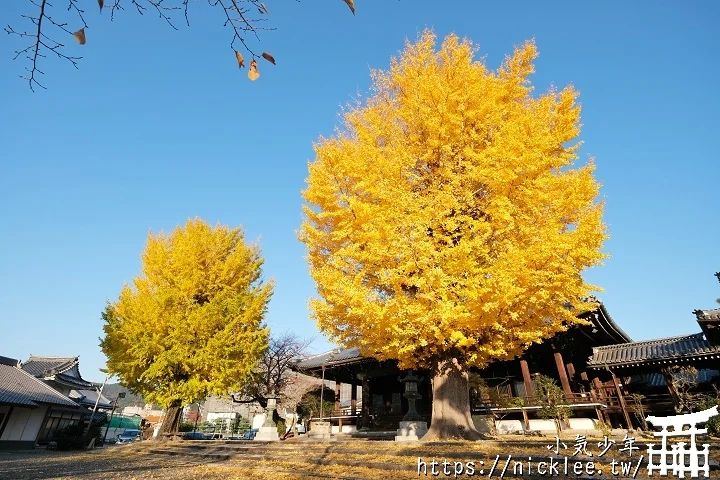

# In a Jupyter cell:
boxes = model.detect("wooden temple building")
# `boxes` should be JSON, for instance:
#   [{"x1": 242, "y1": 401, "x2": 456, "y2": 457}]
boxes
[{"x1": 292, "y1": 274, "x2": 720, "y2": 434}]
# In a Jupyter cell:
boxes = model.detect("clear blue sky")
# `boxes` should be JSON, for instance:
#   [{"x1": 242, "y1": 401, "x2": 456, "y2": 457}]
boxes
[{"x1": 1, "y1": 1, "x2": 718, "y2": 383}]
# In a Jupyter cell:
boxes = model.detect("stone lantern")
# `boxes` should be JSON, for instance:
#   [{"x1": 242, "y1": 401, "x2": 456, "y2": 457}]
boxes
[
  {"x1": 395, "y1": 370, "x2": 428, "y2": 441},
  {"x1": 254, "y1": 395, "x2": 280, "y2": 441}
]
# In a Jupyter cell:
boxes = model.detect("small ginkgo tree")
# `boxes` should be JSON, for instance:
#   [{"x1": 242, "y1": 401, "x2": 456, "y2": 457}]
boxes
[
  {"x1": 100, "y1": 218, "x2": 273, "y2": 436},
  {"x1": 300, "y1": 30, "x2": 607, "y2": 440}
]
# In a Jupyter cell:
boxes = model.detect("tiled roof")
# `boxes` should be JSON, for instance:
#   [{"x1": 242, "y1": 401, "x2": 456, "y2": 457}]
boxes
[
  {"x1": 588, "y1": 333, "x2": 720, "y2": 368},
  {"x1": 21, "y1": 356, "x2": 78, "y2": 377},
  {"x1": 53, "y1": 373, "x2": 95, "y2": 389},
  {"x1": 0, "y1": 356, "x2": 80, "y2": 408},
  {"x1": 69, "y1": 388, "x2": 113, "y2": 409},
  {"x1": 695, "y1": 308, "x2": 720, "y2": 322},
  {"x1": 293, "y1": 348, "x2": 368, "y2": 371}
]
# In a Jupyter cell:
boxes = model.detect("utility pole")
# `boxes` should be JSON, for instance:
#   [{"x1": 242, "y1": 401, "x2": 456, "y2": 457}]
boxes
[
  {"x1": 101, "y1": 392, "x2": 126, "y2": 445},
  {"x1": 84, "y1": 375, "x2": 109, "y2": 447}
]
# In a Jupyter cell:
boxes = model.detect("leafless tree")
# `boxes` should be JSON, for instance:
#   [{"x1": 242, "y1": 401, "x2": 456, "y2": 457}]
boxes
[
  {"x1": 230, "y1": 331, "x2": 312, "y2": 408},
  {"x1": 667, "y1": 366, "x2": 701, "y2": 413},
  {"x1": 5, "y1": 0, "x2": 355, "y2": 91}
]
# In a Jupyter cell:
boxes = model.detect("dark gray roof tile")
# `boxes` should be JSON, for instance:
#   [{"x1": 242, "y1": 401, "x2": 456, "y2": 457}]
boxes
[
  {"x1": 0, "y1": 359, "x2": 81, "y2": 408},
  {"x1": 293, "y1": 348, "x2": 367, "y2": 370},
  {"x1": 588, "y1": 333, "x2": 720, "y2": 368},
  {"x1": 21, "y1": 356, "x2": 78, "y2": 377}
]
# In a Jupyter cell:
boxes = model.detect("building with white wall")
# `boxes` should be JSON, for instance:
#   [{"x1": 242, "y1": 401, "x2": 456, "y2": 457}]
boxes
[{"x1": 0, "y1": 355, "x2": 81, "y2": 449}]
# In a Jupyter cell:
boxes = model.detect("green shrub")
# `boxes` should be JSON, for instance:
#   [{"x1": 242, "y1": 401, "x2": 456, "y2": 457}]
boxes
[
  {"x1": 178, "y1": 422, "x2": 195, "y2": 432},
  {"x1": 53, "y1": 423, "x2": 102, "y2": 450},
  {"x1": 700, "y1": 396, "x2": 720, "y2": 436},
  {"x1": 276, "y1": 419, "x2": 286, "y2": 436},
  {"x1": 594, "y1": 420, "x2": 612, "y2": 437}
]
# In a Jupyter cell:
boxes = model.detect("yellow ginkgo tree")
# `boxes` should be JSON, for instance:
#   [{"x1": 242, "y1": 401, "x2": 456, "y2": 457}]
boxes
[
  {"x1": 101, "y1": 218, "x2": 273, "y2": 436},
  {"x1": 299, "y1": 31, "x2": 607, "y2": 440}
]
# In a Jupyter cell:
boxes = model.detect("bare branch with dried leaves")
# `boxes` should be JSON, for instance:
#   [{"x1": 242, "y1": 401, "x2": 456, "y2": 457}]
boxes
[{"x1": 5, "y1": 0, "x2": 357, "y2": 90}]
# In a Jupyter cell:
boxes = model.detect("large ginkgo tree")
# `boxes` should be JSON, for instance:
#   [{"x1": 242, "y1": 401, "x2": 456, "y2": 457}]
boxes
[{"x1": 299, "y1": 31, "x2": 607, "y2": 440}]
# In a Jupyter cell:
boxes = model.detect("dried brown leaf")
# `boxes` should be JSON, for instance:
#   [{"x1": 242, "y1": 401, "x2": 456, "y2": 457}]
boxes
[
  {"x1": 343, "y1": 0, "x2": 355, "y2": 15},
  {"x1": 261, "y1": 52, "x2": 276, "y2": 65},
  {"x1": 98, "y1": 0, "x2": 104, "y2": 12},
  {"x1": 73, "y1": 28, "x2": 86, "y2": 45},
  {"x1": 248, "y1": 59, "x2": 260, "y2": 81},
  {"x1": 235, "y1": 51, "x2": 245, "y2": 68}
]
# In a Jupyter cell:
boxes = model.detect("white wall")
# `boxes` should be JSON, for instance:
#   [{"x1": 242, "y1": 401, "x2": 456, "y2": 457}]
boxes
[
  {"x1": 568, "y1": 418, "x2": 597, "y2": 430},
  {"x1": 207, "y1": 412, "x2": 238, "y2": 422},
  {"x1": 527, "y1": 419, "x2": 557, "y2": 431},
  {"x1": 330, "y1": 425, "x2": 356, "y2": 434},
  {"x1": 0, "y1": 406, "x2": 48, "y2": 442}
]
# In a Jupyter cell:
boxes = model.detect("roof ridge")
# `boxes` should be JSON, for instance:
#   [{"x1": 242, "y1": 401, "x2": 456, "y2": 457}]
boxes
[
  {"x1": 593, "y1": 332, "x2": 705, "y2": 350},
  {"x1": 27, "y1": 355, "x2": 78, "y2": 361}
]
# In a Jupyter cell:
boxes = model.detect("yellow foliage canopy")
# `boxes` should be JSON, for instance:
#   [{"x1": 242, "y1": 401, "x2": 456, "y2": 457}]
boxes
[
  {"x1": 101, "y1": 218, "x2": 273, "y2": 408},
  {"x1": 300, "y1": 31, "x2": 607, "y2": 370}
]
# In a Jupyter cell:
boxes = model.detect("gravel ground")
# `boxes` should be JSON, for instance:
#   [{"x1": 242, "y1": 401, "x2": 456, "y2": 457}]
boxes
[{"x1": 0, "y1": 446, "x2": 221, "y2": 480}]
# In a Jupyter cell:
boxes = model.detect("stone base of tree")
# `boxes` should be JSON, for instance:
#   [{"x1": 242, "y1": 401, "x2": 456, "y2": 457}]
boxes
[
  {"x1": 394, "y1": 421, "x2": 428, "y2": 441},
  {"x1": 253, "y1": 426, "x2": 280, "y2": 442}
]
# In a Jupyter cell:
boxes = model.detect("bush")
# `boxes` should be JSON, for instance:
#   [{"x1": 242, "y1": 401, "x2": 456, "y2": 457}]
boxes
[
  {"x1": 594, "y1": 420, "x2": 613, "y2": 438},
  {"x1": 53, "y1": 423, "x2": 102, "y2": 450},
  {"x1": 178, "y1": 422, "x2": 195, "y2": 432},
  {"x1": 276, "y1": 419, "x2": 286, "y2": 436},
  {"x1": 700, "y1": 396, "x2": 720, "y2": 436}
]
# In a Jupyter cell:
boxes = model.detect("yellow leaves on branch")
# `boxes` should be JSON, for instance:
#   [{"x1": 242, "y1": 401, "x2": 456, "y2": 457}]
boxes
[
  {"x1": 100, "y1": 218, "x2": 273, "y2": 408},
  {"x1": 300, "y1": 30, "x2": 607, "y2": 371}
]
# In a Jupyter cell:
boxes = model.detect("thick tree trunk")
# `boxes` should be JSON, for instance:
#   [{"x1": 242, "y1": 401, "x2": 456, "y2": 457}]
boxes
[
  {"x1": 156, "y1": 401, "x2": 183, "y2": 440},
  {"x1": 422, "y1": 358, "x2": 483, "y2": 441}
]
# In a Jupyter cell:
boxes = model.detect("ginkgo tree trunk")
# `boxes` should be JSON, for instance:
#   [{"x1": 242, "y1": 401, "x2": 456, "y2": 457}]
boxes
[{"x1": 299, "y1": 31, "x2": 607, "y2": 440}]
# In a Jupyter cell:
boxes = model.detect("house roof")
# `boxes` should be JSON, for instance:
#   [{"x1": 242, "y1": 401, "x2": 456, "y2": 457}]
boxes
[
  {"x1": 0, "y1": 356, "x2": 80, "y2": 408},
  {"x1": 588, "y1": 333, "x2": 720, "y2": 369},
  {"x1": 52, "y1": 373, "x2": 96, "y2": 389},
  {"x1": 69, "y1": 389, "x2": 114, "y2": 409},
  {"x1": 21, "y1": 356, "x2": 78, "y2": 377},
  {"x1": 293, "y1": 347, "x2": 369, "y2": 371},
  {"x1": 696, "y1": 308, "x2": 720, "y2": 322}
]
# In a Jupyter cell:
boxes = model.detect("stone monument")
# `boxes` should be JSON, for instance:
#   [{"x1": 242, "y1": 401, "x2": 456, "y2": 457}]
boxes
[
  {"x1": 395, "y1": 370, "x2": 428, "y2": 441},
  {"x1": 253, "y1": 396, "x2": 280, "y2": 441}
]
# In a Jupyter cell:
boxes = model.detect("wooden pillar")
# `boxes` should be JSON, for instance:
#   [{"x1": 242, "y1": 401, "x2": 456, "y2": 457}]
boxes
[
  {"x1": 553, "y1": 351, "x2": 573, "y2": 397},
  {"x1": 520, "y1": 359, "x2": 534, "y2": 400},
  {"x1": 566, "y1": 363, "x2": 576, "y2": 386},
  {"x1": 351, "y1": 383, "x2": 357, "y2": 417},
  {"x1": 335, "y1": 380, "x2": 341, "y2": 413},
  {"x1": 592, "y1": 377, "x2": 605, "y2": 398},
  {"x1": 521, "y1": 408, "x2": 529, "y2": 431},
  {"x1": 611, "y1": 374, "x2": 633, "y2": 429},
  {"x1": 661, "y1": 368, "x2": 681, "y2": 409},
  {"x1": 359, "y1": 374, "x2": 370, "y2": 430},
  {"x1": 594, "y1": 406, "x2": 605, "y2": 423}
]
